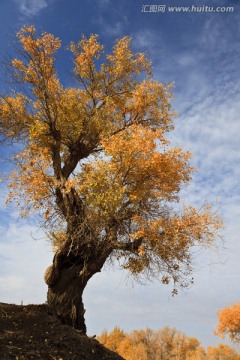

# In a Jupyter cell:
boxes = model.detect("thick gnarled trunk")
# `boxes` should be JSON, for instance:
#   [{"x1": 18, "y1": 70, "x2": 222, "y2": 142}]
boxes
[
  {"x1": 46, "y1": 264, "x2": 88, "y2": 333},
  {"x1": 44, "y1": 187, "x2": 114, "y2": 333},
  {"x1": 44, "y1": 245, "x2": 112, "y2": 334}
]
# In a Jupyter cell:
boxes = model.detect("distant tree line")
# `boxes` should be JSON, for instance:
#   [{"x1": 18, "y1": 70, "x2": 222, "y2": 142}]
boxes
[{"x1": 98, "y1": 326, "x2": 240, "y2": 360}]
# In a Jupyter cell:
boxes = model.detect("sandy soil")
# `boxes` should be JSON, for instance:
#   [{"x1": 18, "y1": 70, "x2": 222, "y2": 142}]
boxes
[{"x1": 0, "y1": 302, "x2": 124, "y2": 360}]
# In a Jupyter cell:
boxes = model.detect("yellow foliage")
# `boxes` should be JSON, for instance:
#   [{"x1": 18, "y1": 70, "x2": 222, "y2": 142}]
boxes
[
  {"x1": 215, "y1": 302, "x2": 240, "y2": 342},
  {"x1": 99, "y1": 327, "x2": 240, "y2": 360},
  {"x1": 0, "y1": 26, "x2": 223, "y2": 288},
  {"x1": 99, "y1": 327, "x2": 206, "y2": 360},
  {"x1": 207, "y1": 344, "x2": 240, "y2": 359}
]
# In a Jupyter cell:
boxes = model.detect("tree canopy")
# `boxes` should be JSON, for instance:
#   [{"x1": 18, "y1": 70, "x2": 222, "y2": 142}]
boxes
[{"x1": 215, "y1": 302, "x2": 240, "y2": 342}]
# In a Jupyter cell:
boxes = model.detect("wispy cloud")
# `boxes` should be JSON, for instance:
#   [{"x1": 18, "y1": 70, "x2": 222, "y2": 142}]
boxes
[
  {"x1": 98, "y1": 0, "x2": 110, "y2": 7},
  {"x1": 14, "y1": 0, "x2": 49, "y2": 18},
  {"x1": 132, "y1": 28, "x2": 168, "y2": 63},
  {"x1": 132, "y1": 28, "x2": 159, "y2": 50},
  {"x1": 104, "y1": 21, "x2": 125, "y2": 37},
  {"x1": 93, "y1": 16, "x2": 127, "y2": 38},
  {"x1": 0, "y1": 222, "x2": 52, "y2": 304}
]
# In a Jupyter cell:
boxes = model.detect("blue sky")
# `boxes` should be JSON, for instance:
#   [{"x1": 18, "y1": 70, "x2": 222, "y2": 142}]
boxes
[{"x1": 0, "y1": 0, "x2": 240, "y2": 350}]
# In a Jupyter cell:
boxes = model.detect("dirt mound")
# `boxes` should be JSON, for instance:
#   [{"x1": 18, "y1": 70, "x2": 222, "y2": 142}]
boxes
[{"x1": 0, "y1": 302, "x2": 124, "y2": 360}]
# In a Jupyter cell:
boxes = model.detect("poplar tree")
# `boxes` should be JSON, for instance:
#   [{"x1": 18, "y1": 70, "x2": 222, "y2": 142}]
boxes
[{"x1": 0, "y1": 26, "x2": 222, "y2": 333}]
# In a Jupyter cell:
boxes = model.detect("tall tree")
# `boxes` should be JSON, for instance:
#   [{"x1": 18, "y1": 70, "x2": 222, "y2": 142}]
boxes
[
  {"x1": 0, "y1": 26, "x2": 223, "y2": 333},
  {"x1": 215, "y1": 302, "x2": 240, "y2": 342}
]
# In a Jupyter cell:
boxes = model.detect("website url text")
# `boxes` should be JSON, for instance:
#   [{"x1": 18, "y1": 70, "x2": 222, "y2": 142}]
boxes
[{"x1": 141, "y1": 5, "x2": 235, "y2": 13}]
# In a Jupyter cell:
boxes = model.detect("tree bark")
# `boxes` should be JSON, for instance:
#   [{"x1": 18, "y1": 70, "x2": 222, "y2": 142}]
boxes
[
  {"x1": 46, "y1": 263, "x2": 88, "y2": 333},
  {"x1": 44, "y1": 244, "x2": 112, "y2": 334},
  {"x1": 44, "y1": 185, "x2": 114, "y2": 334}
]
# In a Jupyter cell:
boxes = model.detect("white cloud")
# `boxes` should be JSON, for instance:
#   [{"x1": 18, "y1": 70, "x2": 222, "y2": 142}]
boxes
[
  {"x1": 0, "y1": 222, "x2": 53, "y2": 304},
  {"x1": 98, "y1": 0, "x2": 110, "y2": 6},
  {"x1": 84, "y1": 245, "x2": 239, "y2": 348},
  {"x1": 104, "y1": 21, "x2": 125, "y2": 37},
  {"x1": 92, "y1": 12, "x2": 128, "y2": 38},
  {"x1": 132, "y1": 28, "x2": 159, "y2": 50},
  {"x1": 132, "y1": 28, "x2": 171, "y2": 69},
  {"x1": 14, "y1": 0, "x2": 49, "y2": 17}
]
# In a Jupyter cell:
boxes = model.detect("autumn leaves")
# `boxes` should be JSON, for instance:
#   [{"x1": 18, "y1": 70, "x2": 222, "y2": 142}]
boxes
[
  {"x1": 0, "y1": 26, "x2": 223, "y2": 295},
  {"x1": 216, "y1": 302, "x2": 240, "y2": 342}
]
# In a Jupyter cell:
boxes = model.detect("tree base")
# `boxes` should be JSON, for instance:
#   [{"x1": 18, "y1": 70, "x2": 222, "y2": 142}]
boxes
[{"x1": 46, "y1": 263, "x2": 87, "y2": 334}]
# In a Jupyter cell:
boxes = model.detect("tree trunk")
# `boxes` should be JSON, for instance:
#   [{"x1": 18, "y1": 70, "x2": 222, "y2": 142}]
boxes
[
  {"x1": 44, "y1": 246, "x2": 112, "y2": 334},
  {"x1": 46, "y1": 263, "x2": 88, "y2": 333}
]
